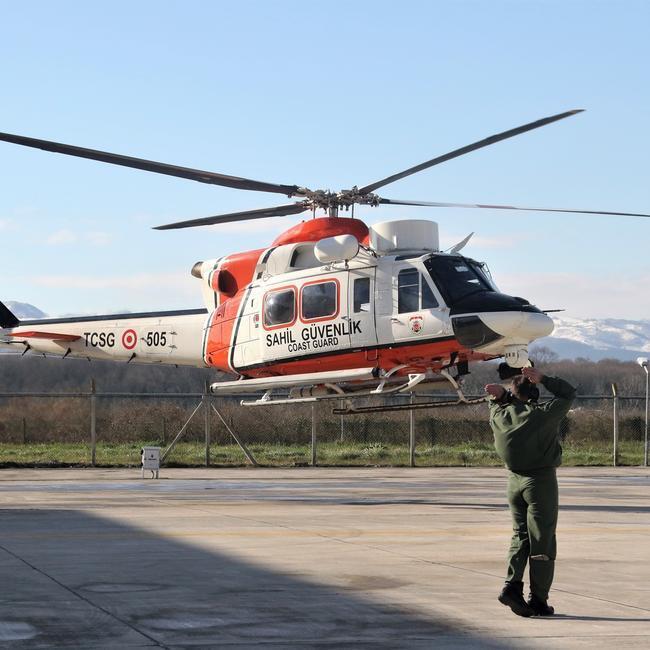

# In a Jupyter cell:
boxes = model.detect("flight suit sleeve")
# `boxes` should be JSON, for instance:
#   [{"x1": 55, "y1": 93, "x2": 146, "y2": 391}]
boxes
[
  {"x1": 488, "y1": 393, "x2": 512, "y2": 432},
  {"x1": 538, "y1": 376, "x2": 577, "y2": 420}
]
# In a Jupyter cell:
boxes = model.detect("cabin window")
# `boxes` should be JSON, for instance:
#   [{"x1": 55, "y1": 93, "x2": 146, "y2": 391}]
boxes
[
  {"x1": 301, "y1": 281, "x2": 338, "y2": 321},
  {"x1": 353, "y1": 277, "x2": 370, "y2": 313},
  {"x1": 398, "y1": 268, "x2": 439, "y2": 313},
  {"x1": 263, "y1": 288, "x2": 296, "y2": 327}
]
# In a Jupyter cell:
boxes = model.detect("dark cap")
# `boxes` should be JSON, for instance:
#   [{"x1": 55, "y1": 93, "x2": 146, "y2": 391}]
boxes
[{"x1": 511, "y1": 375, "x2": 540, "y2": 402}]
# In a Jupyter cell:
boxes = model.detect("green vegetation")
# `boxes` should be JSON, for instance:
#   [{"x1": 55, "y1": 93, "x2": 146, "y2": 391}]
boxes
[{"x1": 0, "y1": 439, "x2": 643, "y2": 468}]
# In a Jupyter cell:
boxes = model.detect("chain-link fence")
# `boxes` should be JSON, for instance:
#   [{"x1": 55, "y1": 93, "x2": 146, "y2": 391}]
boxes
[{"x1": 0, "y1": 386, "x2": 647, "y2": 467}]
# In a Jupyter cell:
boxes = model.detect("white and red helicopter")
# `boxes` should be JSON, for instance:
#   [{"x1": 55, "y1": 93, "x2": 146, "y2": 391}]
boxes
[{"x1": 1, "y1": 110, "x2": 648, "y2": 411}]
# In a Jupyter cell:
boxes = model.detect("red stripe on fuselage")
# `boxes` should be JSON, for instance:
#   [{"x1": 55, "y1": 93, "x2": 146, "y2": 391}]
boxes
[{"x1": 209, "y1": 336, "x2": 494, "y2": 378}]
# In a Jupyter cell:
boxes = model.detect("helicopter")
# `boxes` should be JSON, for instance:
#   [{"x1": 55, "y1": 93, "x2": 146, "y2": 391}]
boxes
[{"x1": 1, "y1": 109, "x2": 648, "y2": 412}]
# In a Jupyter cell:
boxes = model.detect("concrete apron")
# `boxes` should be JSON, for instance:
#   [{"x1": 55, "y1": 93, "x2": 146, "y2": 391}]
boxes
[{"x1": 0, "y1": 466, "x2": 648, "y2": 649}]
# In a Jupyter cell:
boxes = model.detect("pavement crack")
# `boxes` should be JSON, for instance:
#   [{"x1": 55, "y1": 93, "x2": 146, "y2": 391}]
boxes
[{"x1": 0, "y1": 542, "x2": 168, "y2": 648}]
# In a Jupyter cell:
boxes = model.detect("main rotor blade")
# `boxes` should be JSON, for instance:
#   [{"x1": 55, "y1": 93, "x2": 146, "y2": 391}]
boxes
[
  {"x1": 379, "y1": 197, "x2": 650, "y2": 218},
  {"x1": 0, "y1": 131, "x2": 305, "y2": 197},
  {"x1": 359, "y1": 109, "x2": 584, "y2": 194},
  {"x1": 153, "y1": 202, "x2": 309, "y2": 230}
]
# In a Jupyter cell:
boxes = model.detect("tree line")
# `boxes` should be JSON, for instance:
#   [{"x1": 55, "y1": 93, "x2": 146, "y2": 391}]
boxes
[{"x1": 0, "y1": 346, "x2": 646, "y2": 396}]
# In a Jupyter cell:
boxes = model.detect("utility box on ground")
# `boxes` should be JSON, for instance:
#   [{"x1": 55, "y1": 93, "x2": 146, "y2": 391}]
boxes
[{"x1": 141, "y1": 446, "x2": 161, "y2": 479}]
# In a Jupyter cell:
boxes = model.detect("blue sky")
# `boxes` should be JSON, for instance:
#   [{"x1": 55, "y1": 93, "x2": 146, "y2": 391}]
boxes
[{"x1": 1, "y1": 0, "x2": 648, "y2": 319}]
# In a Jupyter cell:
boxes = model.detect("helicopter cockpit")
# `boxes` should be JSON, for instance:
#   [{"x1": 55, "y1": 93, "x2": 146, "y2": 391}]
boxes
[
  {"x1": 424, "y1": 255, "x2": 496, "y2": 305},
  {"x1": 423, "y1": 253, "x2": 552, "y2": 367}
]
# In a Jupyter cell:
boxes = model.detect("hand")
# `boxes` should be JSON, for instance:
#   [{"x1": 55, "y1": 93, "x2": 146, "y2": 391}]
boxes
[
  {"x1": 522, "y1": 367, "x2": 544, "y2": 384},
  {"x1": 485, "y1": 384, "x2": 506, "y2": 399}
]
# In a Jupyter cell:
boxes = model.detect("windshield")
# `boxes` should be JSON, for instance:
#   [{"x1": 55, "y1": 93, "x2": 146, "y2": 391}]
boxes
[{"x1": 424, "y1": 255, "x2": 494, "y2": 305}]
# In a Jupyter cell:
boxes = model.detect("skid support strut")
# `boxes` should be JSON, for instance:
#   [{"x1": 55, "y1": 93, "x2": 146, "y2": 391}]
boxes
[{"x1": 333, "y1": 369, "x2": 487, "y2": 415}]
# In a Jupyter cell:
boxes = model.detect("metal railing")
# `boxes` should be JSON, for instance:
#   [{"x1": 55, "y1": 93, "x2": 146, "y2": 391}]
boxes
[{"x1": 0, "y1": 382, "x2": 648, "y2": 468}]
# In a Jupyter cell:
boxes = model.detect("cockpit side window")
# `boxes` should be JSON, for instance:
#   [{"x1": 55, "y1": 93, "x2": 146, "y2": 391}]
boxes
[
  {"x1": 424, "y1": 256, "x2": 494, "y2": 306},
  {"x1": 397, "y1": 268, "x2": 439, "y2": 313},
  {"x1": 398, "y1": 268, "x2": 420, "y2": 313},
  {"x1": 422, "y1": 277, "x2": 439, "y2": 308},
  {"x1": 353, "y1": 277, "x2": 371, "y2": 313}
]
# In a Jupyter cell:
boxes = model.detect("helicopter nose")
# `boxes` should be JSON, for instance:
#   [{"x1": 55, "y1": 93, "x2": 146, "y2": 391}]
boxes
[
  {"x1": 479, "y1": 310, "x2": 554, "y2": 340},
  {"x1": 450, "y1": 292, "x2": 554, "y2": 349}
]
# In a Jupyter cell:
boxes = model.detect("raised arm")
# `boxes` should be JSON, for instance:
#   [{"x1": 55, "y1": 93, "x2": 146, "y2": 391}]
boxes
[{"x1": 522, "y1": 367, "x2": 576, "y2": 419}]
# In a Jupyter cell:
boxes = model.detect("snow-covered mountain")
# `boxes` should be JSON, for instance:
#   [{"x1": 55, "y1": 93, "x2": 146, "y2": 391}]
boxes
[
  {"x1": 5, "y1": 301, "x2": 47, "y2": 319},
  {"x1": 534, "y1": 317, "x2": 650, "y2": 362}
]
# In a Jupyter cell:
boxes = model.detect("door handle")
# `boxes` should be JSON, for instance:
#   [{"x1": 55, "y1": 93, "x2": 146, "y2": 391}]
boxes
[{"x1": 391, "y1": 317, "x2": 402, "y2": 324}]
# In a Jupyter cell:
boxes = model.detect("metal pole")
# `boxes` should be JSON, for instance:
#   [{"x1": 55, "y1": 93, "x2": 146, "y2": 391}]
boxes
[
  {"x1": 612, "y1": 383, "x2": 618, "y2": 467},
  {"x1": 643, "y1": 364, "x2": 649, "y2": 467},
  {"x1": 162, "y1": 417, "x2": 167, "y2": 445},
  {"x1": 409, "y1": 393, "x2": 415, "y2": 468},
  {"x1": 90, "y1": 379, "x2": 97, "y2": 467},
  {"x1": 22, "y1": 417, "x2": 27, "y2": 445},
  {"x1": 311, "y1": 403, "x2": 317, "y2": 466},
  {"x1": 204, "y1": 382, "x2": 211, "y2": 467},
  {"x1": 211, "y1": 403, "x2": 258, "y2": 466},
  {"x1": 339, "y1": 399, "x2": 345, "y2": 443},
  {"x1": 161, "y1": 401, "x2": 204, "y2": 463}
]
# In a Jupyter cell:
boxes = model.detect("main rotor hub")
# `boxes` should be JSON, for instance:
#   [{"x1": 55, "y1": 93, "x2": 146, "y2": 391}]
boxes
[{"x1": 303, "y1": 187, "x2": 382, "y2": 216}]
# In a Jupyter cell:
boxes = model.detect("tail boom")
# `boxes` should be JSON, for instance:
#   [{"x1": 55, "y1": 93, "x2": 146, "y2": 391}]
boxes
[{"x1": 1, "y1": 307, "x2": 210, "y2": 366}]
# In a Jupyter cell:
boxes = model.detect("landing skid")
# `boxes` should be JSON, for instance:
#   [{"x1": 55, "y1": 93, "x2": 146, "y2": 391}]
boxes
[
  {"x1": 239, "y1": 366, "x2": 429, "y2": 407},
  {"x1": 239, "y1": 367, "x2": 485, "y2": 413}
]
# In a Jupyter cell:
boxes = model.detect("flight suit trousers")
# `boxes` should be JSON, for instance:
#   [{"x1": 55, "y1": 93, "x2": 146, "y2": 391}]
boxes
[{"x1": 505, "y1": 468, "x2": 558, "y2": 601}]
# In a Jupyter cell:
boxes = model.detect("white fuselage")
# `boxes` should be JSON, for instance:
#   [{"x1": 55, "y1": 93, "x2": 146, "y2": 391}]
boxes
[{"x1": 0, "y1": 249, "x2": 554, "y2": 372}]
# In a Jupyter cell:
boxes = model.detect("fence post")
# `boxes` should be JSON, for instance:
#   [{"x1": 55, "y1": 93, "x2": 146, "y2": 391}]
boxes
[
  {"x1": 90, "y1": 379, "x2": 97, "y2": 467},
  {"x1": 339, "y1": 399, "x2": 345, "y2": 442},
  {"x1": 409, "y1": 394, "x2": 415, "y2": 467},
  {"x1": 643, "y1": 362, "x2": 650, "y2": 467},
  {"x1": 311, "y1": 403, "x2": 317, "y2": 466},
  {"x1": 162, "y1": 417, "x2": 167, "y2": 445},
  {"x1": 611, "y1": 383, "x2": 618, "y2": 467},
  {"x1": 204, "y1": 382, "x2": 211, "y2": 467},
  {"x1": 22, "y1": 417, "x2": 27, "y2": 445}
]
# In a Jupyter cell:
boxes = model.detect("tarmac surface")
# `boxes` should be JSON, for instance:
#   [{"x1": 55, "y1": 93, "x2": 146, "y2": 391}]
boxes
[{"x1": 0, "y1": 466, "x2": 648, "y2": 649}]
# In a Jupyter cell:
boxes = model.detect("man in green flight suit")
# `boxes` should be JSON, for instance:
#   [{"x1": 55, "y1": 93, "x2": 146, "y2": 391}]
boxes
[{"x1": 485, "y1": 366, "x2": 576, "y2": 617}]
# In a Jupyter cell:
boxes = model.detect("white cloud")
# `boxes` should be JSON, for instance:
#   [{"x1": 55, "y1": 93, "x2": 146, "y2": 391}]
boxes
[
  {"x1": 46, "y1": 229, "x2": 77, "y2": 245},
  {"x1": 496, "y1": 271, "x2": 650, "y2": 320},
  {"x1": 15, "y1": 271, "x2": 201, "y2": 315},
  {"x1": 85, "y1": 231, "x2": 113, "y2": 246},
  {"x1": 45, "y1": 230, "x2": 114, "y2": 246},
  {"x1": 33, "y1": 272, "x2": 193, "y2": 291}
]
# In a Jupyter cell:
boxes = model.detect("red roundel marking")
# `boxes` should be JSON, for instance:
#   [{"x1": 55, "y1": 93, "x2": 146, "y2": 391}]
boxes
[{"x1": 122, "y1": 329, "x2": 137, "y2": 350}]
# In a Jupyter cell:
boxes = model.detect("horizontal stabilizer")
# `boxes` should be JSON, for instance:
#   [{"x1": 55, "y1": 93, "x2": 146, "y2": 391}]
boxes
[
  {"x1": 7, "y1": 331, "x2": 81, "y2": 342},
  {"x1": 0, "y1": 301, "x2": 19, "y2": 328},
  {"x1": 211, "y1": 367, "x2": 379, "y2": 394}
]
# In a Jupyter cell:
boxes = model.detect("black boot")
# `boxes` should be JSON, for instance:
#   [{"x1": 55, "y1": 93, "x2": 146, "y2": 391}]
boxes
[
  {"x1": 498, "y1": 581, "x2": 534, "y2": 617},
  {"x1": 527, "y1": 593, "x2": 555, "y2": 616}
]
